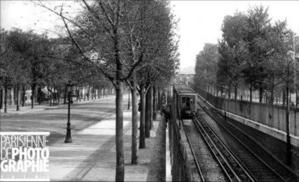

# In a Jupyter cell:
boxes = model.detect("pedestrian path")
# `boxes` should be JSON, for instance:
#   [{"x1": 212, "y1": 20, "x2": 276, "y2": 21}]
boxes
[
  {"x1": 0, "y1": 104, "x2": 54, "y2": 115},
  {"x1": 1, "y1": 94, "x2": 166, "y2": 181},
  {"x1": 49, "y1": 110, "x2": 166, "y2": 181},
  {"x1": 0, "y1": 96, "x2": 112, "y2": 116}
]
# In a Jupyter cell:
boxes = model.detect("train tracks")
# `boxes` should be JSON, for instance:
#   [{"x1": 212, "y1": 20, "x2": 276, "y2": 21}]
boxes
[
  {"x1": 196, "y1": 96, "x2": 299, "y2": 182},
  {"x1": 184, "y1": 125, "x2": 206, "y2": 182},
  {"x1": 192, "y1": 114, "x2": 256, "y2": 182}
]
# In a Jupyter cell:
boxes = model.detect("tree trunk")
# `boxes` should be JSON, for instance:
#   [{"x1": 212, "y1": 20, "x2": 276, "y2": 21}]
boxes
[
  {"x1": 270, "y1": 74, "x2": 275, "y2": 105},
  {"x1": 31, "y1": 83, "x2": 36, "y2": 109},
  {"x1": 234, "y1": 85, "x2": 237, "y2": 101},
  {"x1": 48, "y1": 87, "x2": 52, "y2": 106},
  {"x1": 87, "y1": 86, "x2": 90, "y2": 101},
  {"x1": 4, "y1": 81, "x2": 8, "y2": 113},
  {"x1": 0, "y1": 88, "x2": 3, "y2": 110},
  {"x1": 153, "y1": 86, "x2": 157, "y2": 120},
  {"x1": 283, "y1": 91, "x2": 286, "y2": 106},
  {"x1": 149, "y1": 87, "x2": 153, "y2": 130},
  {"x1": 21, "y1": 85, "x2": 25, "y2": 107},
  {"x1": 128, "y1": 90, "x2": 131, "y2": 110},
  {"x1": 139, "y1": 87, "x2": 146, "y2": 148},
  {"x1": 76, "y1": 89, "x2": 79, "y2": 101},
  {"x1": 249, "y1": 83, "x2": 253, "y2": 103},
  {"x1": 57, "y1": 91, "x2": 61, "y2": 105},
  {"x1": 64, "y1": 84, "x2": 67, "y2": 104},
  {"x1": 131, "y1": 74, "x2": 138, "y2": 164},
  {"x1": 37, "y1": 87, "x2": 42, "y2": 105},
  {"x1": 228, "y1": 85, "x2": 231, "y2": 99},
  {"x1": 145, "y1": 87, "x2": 151, "y2": 138},
  {"x1": 114, "y1": 28, "x2": 124, "y2": 182},
  {"x1": 259, "y1": 87, "x2": 263, "y2": 103},
  {"x1": 270, "y1": 86, "x2": 274, "y2": 105},
  {"x1": 115, "y1": 83, "x2": 124, "y2": 181},
  {"x1": 157, "y1": 88, "x2": 161, "y2": 110},
  {"x1": 16, "y1": 84, "x2": 20, "y2": 111}
]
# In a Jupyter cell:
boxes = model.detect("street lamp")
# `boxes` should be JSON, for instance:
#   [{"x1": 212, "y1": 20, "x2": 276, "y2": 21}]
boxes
[{"x1": 65, "y1": 80, "x2": 74, "y2": 143}]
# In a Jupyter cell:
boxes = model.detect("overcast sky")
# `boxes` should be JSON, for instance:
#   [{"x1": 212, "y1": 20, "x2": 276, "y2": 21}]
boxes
[{"x1": 1, "y1": 1, "x2": 299, "y2": 74}]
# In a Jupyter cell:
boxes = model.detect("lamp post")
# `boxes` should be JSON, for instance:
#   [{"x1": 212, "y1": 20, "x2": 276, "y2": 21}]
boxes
[
  {"x1": 128, "y1": 89, "x2": 131, "y2": 110},
  {"x1": 65, "y1": 80, "x2": 73, "y2": 143}
]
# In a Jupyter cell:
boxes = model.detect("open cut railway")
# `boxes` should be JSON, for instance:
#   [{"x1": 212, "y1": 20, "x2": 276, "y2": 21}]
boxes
[
  {"x1": 195, "y1": 95, "x2": 299, "y2": 182},
  {"x1": 193, "y1": 115, "x2": 256, "y2": 182},
  {"x1": 184, "y1": 113, "x2": 256, "y2": 181}
]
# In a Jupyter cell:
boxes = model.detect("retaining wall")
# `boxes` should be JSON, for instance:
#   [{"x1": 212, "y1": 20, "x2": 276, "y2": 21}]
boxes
[
  {"x1": 198, "y1": 89, "x2": 299, "y2": 147},
  {"x1": 167, "y1": 107, "x2": 202, "y2": 181}
]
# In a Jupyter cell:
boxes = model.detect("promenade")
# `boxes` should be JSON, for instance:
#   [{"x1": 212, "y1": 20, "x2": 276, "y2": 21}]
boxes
[{"x1": 0, "y1": 95, "x2": 166, "y2": 181}]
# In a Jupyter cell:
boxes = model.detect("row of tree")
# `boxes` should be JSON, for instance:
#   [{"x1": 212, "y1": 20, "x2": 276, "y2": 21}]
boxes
[
  {"x1": 37, "y1": 0, "x2": 178, "y2": 181},
  {"x1": 194, "y1": 6, "x2": 298, "y2": 106},
  {"x1": 0, "y1": 28, "x2": 112, "y2": 112}
]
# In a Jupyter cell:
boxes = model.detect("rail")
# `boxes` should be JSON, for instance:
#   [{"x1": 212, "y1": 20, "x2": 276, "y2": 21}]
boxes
[
  {"x1": 184, "y1": 127, "x2": 206, "y2": 182},
  {"x1": 193, "y1": 113, "x2": 255, "y2": 182},
  {"x1": 197, "y1": 94, "x2": 299, "y2": 182}
]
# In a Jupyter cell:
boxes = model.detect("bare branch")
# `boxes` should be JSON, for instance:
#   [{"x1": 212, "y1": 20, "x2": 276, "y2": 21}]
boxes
[
  {"x1": 36, "y1": 1, "x2": 92, "y2": 39},
  {"x1": 59, "y1": 8, "x2": 116, "y2": 86},
  {"x1": 98, "y1": 0, "x2": 115, "y2": 28},
  {"x1": 121, "y1": 51, "x2": 144, "y2": 81},
  {"x1": 81, "y1": 0, "x2": 113, "y2": 37}
]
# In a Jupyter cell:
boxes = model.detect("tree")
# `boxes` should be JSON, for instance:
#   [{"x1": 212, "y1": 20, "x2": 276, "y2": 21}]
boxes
[
  {"x1": 124, "y1": 0, "x2": 178, "y2": 161},
  {"x1": 6, "y1": 29, "x2": 54, "y2": 108},
  {"x1": 216, "y1": 6, "x2": 293, "y2": 103},
  {"x1": 217, "y1": 12, "x2": 249, "y2": 99},
  {"x1": 245, "y1": 7, "x2": 272, "y2": 102},
  {"x1": 194, "y1": 43, "x2": 219, "y2": 94},
  {"x1": 262, "y1": 21, "x2": 293, "y2": 104},
  {"x1": 1, "y1": 29, "x2": 32, "y2": 112}
]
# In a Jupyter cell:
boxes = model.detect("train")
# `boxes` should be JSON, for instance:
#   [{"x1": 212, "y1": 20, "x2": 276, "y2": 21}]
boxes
[{"x1": 173, "y1": 84, "x2": 198, "y2": 119}]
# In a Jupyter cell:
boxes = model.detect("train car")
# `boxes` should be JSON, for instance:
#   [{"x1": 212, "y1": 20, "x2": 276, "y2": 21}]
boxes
[{"x1": 174, "y1": 85, "x2": 197, "y2": 119}]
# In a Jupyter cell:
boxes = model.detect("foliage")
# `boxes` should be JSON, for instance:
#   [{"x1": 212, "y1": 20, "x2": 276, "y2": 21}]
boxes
[
  {"x1": 214, "y1": 6, "x2": 294, "y2": 101},
  {"x1": 194, "y1": 43, "x2": 218, "y2": 91}
]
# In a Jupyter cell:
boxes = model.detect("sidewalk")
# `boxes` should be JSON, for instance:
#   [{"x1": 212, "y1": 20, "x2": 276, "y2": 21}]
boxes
[
  {"x1": 0, "y1": 104, "x2": 56, "y2": 115},
  {"x1": 0, "y1": 96, "x2": 109, "y2": 116},
  {"x1": 49, "y1": 108, "x2": 165, "y2": 181},
  {"x1": 0, "y1": 94, "x2": 166, "y2": 181}
]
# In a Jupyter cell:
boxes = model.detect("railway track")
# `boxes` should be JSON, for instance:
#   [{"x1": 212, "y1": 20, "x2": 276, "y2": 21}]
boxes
[
  {"x1": 184, "y1": 124, "x2": 206, "y2": 182},
  {"x1": 197, "y1": 95, "x2": 299, "y2": 182},
  {"x1": 192, "y1": 114, "x2": 256, "y2": 182}
]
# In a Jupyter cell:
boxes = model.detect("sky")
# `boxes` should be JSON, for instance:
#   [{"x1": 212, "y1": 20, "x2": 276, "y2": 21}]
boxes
[
  {"x1": 170, "y1": 1, "x2": 299, "y2": 74},
  {"x1": 1, "y1": 1, "x2": 299, "y2": 74}
]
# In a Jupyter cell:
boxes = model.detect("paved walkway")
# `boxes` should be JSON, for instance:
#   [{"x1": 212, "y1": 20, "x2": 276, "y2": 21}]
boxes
[
  {"x1": 0, "y1": 96, "x2": 109, "y2": 115},
  {"x1": 0, "y1": 104, "x2": 56, "y2": 115},
  {"x1": 1, "y1": 94, "x2": 166, "y2": 181},
  {"x1": 50, "y1": 112, "x2": 165, "y2": 181}
]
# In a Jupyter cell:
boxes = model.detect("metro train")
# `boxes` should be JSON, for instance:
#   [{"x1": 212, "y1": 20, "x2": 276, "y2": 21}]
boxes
[{"x1": 173, "y1": 84, "x2": 198, "y2": 119}]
